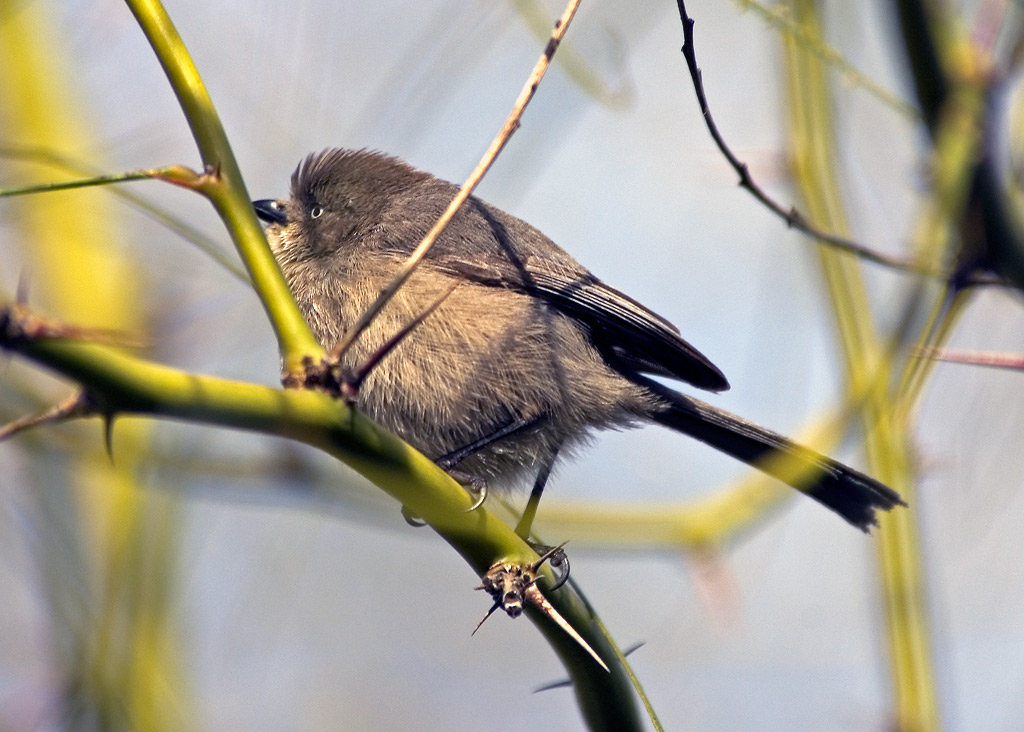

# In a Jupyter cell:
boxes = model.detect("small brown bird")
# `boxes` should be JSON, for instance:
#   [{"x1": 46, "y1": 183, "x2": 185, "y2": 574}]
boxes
[{"x1": 255, "y1": 148, "x2": 903, "y2": 536}]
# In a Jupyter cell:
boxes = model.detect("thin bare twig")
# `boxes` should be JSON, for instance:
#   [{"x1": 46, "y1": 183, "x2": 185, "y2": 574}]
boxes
[
  {"x1": 340, "y1": 277, "x2": 464, "y2": 401},
  {"x1": 0, "y1": 168, "x2": 155, "y2": 198},
  {"x1": 524, "y1": 584, "x2": 609, "y2": 672},
  {"x1": 0, "y1": 303, "x2": 149, "y2": 349},
  {"x1": 332, "y1": 0, "x2": 583, "y2": 360},
  {"x1": 0, "y1": 391, "x2": 95, "y2": 441},
  {"x1": 0, "y1": 145, "x2": 249, "y2": 282},
  {"x1": 675, "y1": 0, "x2": 924, "y2": 274},
  {"x1": 916, "y1": 346, "x2": 1024, "y2": 371}
]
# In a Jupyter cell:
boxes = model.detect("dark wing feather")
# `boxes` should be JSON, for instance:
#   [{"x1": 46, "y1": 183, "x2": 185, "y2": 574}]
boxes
[{"x1": 526, "y1": 271, "x2": 729, "y2": 392}]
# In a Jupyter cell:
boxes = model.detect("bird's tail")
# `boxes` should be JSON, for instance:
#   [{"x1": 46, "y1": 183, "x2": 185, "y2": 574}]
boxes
[{"x1": 641, "y1": 380, "x2": 905, "y2": 531}]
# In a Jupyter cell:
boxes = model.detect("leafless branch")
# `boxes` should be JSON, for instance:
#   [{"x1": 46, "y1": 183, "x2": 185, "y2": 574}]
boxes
[{"x1": 675, "y1": 0, "x2": 924, "y2": 274}]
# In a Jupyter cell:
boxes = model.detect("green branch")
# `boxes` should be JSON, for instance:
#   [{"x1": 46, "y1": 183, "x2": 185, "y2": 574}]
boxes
[
  {"x1": 782, "y1": 3, "x2": 942, "y2": 730},
  {"x1": 1, "y1": 313, "x2": 642, "y2": 730},
  {"x1": 123, "y1": 0, "x2": 321, "y2": 369}
]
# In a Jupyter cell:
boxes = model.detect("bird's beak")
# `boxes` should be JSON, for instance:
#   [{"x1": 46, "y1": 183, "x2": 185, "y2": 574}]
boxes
[{"x1": 253, "y1": 199, "x2": 288, "y2": 225}]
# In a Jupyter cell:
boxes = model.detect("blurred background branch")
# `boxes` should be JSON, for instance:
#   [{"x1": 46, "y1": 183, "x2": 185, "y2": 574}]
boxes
[{"x1": 3, "y1": 0, "x2": 1024, "y2": 731}]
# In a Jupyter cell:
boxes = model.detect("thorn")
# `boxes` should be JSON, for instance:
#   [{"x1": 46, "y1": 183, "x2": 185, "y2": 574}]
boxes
[
  {"x1": 533, "y1": 641, "x2": 644, "y2": 693},
  {"x1": 623, "y1": 641, "x2": 646, "y2": 657},
  {"x1": 523, "y1": 584, "x2": 608, "y2": 672},
  {"x1": 533, "y1": 678, "x2": 574, "y2": 694},
  {"x1": 102, "y1": 412, "x2": 116, "y2": 461},
  {"x1": 471, "y1": 600, "x2": 503, "y2": 636}
]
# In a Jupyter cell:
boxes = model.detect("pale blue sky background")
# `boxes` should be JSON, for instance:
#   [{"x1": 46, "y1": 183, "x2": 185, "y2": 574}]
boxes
[{"x1": 3, "y1": 1, "x2": 1024, "y2": 730}]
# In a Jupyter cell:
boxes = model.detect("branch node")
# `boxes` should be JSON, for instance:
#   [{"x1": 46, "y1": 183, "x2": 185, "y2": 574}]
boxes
[{"x1": 475, "y1": 547, "x2": 606, "y2": 671}]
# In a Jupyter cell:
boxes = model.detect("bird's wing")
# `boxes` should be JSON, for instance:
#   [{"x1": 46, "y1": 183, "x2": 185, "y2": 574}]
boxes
[
  {"x1": 440, "y1": 259, "x2": 729, "y2": 392},
  {"x1": 382, "y1": 183, "x2": 730, "y2": 392},
  {"x1": 530, "y1": 270, "x2": 728, "y2": 392}
]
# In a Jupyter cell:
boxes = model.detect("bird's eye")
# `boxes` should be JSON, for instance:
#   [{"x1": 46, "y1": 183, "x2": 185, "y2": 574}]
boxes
[{"x1": 310, "y1": 205, "x2": 324, "y2": 219}]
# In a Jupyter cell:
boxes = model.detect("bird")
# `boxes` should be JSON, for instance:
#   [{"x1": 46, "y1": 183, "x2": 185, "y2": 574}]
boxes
[{"x1": 254, "y1": 147, "x2": 903, "y2": 539}]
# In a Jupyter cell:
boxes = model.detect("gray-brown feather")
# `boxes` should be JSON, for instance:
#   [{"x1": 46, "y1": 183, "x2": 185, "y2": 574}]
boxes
[{"x1": 264, "y1": 150, "x2": 662, "y2": 489}]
